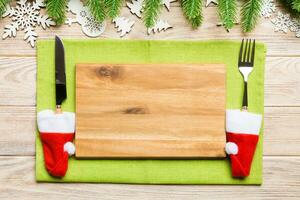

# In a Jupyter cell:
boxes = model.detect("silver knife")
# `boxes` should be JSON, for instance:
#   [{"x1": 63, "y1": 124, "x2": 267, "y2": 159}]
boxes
[{"x1": 55, "y1": 36, "x2": 66, "y2": 113}]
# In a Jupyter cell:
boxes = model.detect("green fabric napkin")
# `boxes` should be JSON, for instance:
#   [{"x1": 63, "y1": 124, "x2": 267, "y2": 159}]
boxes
[{"x1": 36, "y1": 40, "x2": 266, "y2": 184}]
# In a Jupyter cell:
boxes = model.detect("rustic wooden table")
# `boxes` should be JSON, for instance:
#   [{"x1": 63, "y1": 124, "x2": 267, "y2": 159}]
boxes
[{"x1": 0, "y1": 4, "x2": 299, "y2": 200}]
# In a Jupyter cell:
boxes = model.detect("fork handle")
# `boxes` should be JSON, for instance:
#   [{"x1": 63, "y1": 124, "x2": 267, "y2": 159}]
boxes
[{"x1": 242, "y1": 81, "x2": 248, "y2": 109}]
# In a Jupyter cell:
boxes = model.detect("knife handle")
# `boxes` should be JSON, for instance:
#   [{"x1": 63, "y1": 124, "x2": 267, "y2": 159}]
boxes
[{"x1": 56, "y1": 105, "x2": 62, "y2": 114}]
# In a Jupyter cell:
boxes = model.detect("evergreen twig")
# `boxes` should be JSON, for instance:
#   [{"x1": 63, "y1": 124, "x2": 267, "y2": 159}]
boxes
[
  {"x1": 241, "y1": 0, "x2": 262, "y2": 32},
  {"x1": 45, "y1": 0, "x2": 67, "y2": 25},
  {"x1": 104, "y1": 0, "x2": 122, "y2": 19},
  {"x1": 181, "y1": 0, "x2": 203, "y2": 28},
  {"x1": 87, "y1": 0, "x2": 106, "y2": 22},
  {"x1": 144, "y1": 0, "x2": 161, "y2": 28},
  {"x1": 292, "y1": 0, "x2": 300, "y2": 12},
  {"x1": 218, "y1": 0, "x2": 237, "y2": 30},
  {"x1": 0, "y1": 0, "x2": 10, "y2": 17}
]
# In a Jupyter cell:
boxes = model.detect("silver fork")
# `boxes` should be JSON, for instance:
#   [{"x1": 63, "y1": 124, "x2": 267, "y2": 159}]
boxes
[{"x1": 238, "y1": 39, "x2": 255, "y2": 110}]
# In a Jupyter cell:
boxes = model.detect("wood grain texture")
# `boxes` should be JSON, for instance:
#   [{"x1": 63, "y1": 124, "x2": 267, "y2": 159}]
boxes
[
  {"x1": 0, "y1": 156, "x2": 299, "y2": 200},
  {"x1": 0, "y1": 7, "x2": 299, "y2": 56},
  {"x1": 1, "y1": 57, "x2": 300, "y2": 107},
  {"x1": 0, "y1": 57, "x2": 36, "y2": 106},
  {"x1": 1, "y1": 106, "x2": 299, "y2": 156},
  {"x1": 0, "y1": 3, "x2": 299, "y2": 198},
  {"x1": 75, "y1": 64, "x2": 226, "y2": 158}
]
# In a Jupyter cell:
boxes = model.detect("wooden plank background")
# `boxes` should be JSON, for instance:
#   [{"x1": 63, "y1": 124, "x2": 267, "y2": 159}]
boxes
[{"x1": 0, "y1": 3, "x2": 300, "y2": 199}]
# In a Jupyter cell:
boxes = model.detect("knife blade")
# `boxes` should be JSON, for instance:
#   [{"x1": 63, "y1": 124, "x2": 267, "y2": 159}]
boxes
[{"x1": 55, "y1": 36, "x2": 66, "y2": 112}]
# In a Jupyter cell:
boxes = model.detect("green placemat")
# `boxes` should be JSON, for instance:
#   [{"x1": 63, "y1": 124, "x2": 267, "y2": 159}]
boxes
[{"x1": 36, "y1": 40, "x2": 266, "y2": 184}]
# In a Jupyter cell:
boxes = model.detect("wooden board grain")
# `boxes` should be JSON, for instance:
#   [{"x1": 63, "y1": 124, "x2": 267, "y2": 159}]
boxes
[{"x1": 75, "y1": 63, "x2": 226, "y2": 158}]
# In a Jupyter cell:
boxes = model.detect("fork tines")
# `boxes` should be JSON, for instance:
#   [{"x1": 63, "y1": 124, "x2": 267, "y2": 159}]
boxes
[{"x1": 239, "y1": 39, "x2": 255, "y2": 67}]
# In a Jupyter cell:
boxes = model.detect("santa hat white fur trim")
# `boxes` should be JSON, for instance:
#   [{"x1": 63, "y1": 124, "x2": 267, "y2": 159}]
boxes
[
  {"x1": 225, "y1": 142, "x2": 238, "y2": 155},
  {"x1": 226, "y1": 109, "x2": 262, "y2": 135},
  {"x1": 37, "y1": 110, "x2": 75, "y2": 133}
]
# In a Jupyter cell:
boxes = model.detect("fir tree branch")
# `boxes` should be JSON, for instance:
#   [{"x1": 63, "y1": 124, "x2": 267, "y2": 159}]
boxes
[
  {"x1": 181, "y1": 0, "x2": 203, "y2": 28},
  {"x1": 144, "y1": 0, "x2": 161, "y2": 28},
  {"x1": 45, "y1": 0, "x2": 67, "y2": 25},
  {"x1": 104, "y1": 0, "x2": 122, "y2": 19},
  {"x1": 218, "y1": 0, "x2": 237, "y2": 30},
  {"x1": 0, "y1": 0, "x2": 10, "y2": 17},
  {"x1": 191, "y1": 15, "x2": 202, "y2": 28},
  {"x1": 278, "y1": 0, "x2": 300, "y2": 17},
  {"x1": 87, "y1": 0, "x2": 106, "y2": 22},
  {"x1": 241, "y1": 0, "x2": 262, "y2": 32},
  {"x1": 292, "y1": 0, "x2": 300, "y2": 12}
]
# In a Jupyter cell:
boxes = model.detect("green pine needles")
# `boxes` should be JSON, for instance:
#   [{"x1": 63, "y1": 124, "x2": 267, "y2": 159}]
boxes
[
  {"x1": 144, "y1": 0, "x2": 161, "y2": 28},
  {"x1": 0, "y1": 0, "x2": 10, "y2": 17},
  {"x1": 241, "y1": 0, "x2": 263, "y2": 32},
  {"x1": 105, "y1": 0, "x2": 123, "y2": 18},
  {"x1": 181, "y1": 0, "x2": 203, "y2": 29},
  {"x1": 218, "y1": 0, "x2": 237, "y2": 30},
  {"x1": 45, "y1": 0, "x2": 67, "y2": 25},
  {"x1": 87, "y1": 0, "x2": 106, "y2": 22},
  {"x1": 292, "y1": 0, "x2": 300, "y2": 12},
  {"x1": 24, "y1": 0, "x2": 300, "y2": 34}
]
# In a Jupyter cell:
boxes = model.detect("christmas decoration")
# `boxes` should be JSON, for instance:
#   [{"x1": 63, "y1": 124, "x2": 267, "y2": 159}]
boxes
[
  {"x1": 144, "y1": 0, "x2": 161, "y2": 28},
  {"x1": 182, "y1": 0, "x2": 203, "y2": 29},
  {"x1": 162, "y1": 0, "x2": 177, "y2": 11},
  {"x1": 127, "y1": 0, "x2": 143, "y2": 18},
  {"x1": 45, "y1": 0, "x2": 67, "y2": 25},
  {"x1": 241, "y1": 0, "x2": 263, "y2": 32},
  {"x1": 66, "y1": 0, "x2": 106, "y2": 38},
  {"x1": 147, "y1": 19, "x2": 172, "y2": 34},
  {"x1": 37, "y1": 110, "x2": 75, "y2": 177},
  {"x1": 218, "y1": 0, "x2": 237, "y2": 30},
  {"x1": 290, "y1": 19, "x2": 300, "y2": 37},
  {"x1": 269, "y1": 11, "x2": 300, "y2": 38},
  {"x1": 260, "y1": 0, "x2": 276, "y2": 18},
  {"x1": 206, "y1": 0, "x2": 218, "y2": 7},
  {"x1": 105, "y1": 0, "x2": 123, "y2": 19},
  {"x1": 0, "y1": 0, "x2": 10, "y2": 17},
  {"x1": 279, "y1": 0, "x2": 300, "y2": 17},
  {"x1": 2, "y1": 0, "x2": 55, "y2": 47},
  {"x1": 271, "y1": 11, "x2": 292, "y2": 33},
  {"x1": 86, "y1": 0, "x2": 106, "y2": 23},
  {"x1": 225, "y1": 109, "x2": 262, "y2": 177},
  {"x1": 113, "y1": 16, "x2": 135, "y2": 37}
]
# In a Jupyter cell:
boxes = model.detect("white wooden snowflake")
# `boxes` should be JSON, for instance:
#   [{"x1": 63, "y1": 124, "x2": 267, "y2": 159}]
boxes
[
  {"x1": 161, "y1": 0, "x2": 177, "y2": 11},
  {"x1": 147, "y1": 19, "x2": 172, "y2": 34},
  {"x1": 271, "y1": 12, "x2": 292, "y2": 33},
  {"x1": 205, "y1": 0, "x2": 218, "y2": 7},
  {"x1": 289, "y1": 19, "x2": 300, "y2": 38},
  {"x1": 113, "y1": 17, "x2": 135, "y2": 37},
  {"x1": 2, "y1": 0, "x2": 55, "y2": 47},
  {"x1": 127, "y1": 0, "x2": 144, "y2": 18},
  {"x1": 66, "y1": 0, "x2": 106, "y2": 37},
  {"x1": 261, "y1": 0, "x2": 276, "y2": 18}
]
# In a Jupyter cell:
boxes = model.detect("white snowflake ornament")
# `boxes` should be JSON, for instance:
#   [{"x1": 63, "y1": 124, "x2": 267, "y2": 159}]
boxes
[
  {"x1": 206, "y1": 0, "x2": 218, "y2": 7},
  {"x1": 271, "y1": 12, "x2": 292, "y2": 33},
  {"x1": 2, "y1": 0, "x2": 55, "y2": 47},
  {"x1": 66, "y1": 0, "x2": 106, "y2": 37},
  {"x1": 147, "y1": 19, "x2": 172, "y2": 34},
  {"x1": 127, "y1": 0, "x2": 144, "y2": 18},
  {"x1": 289, "y1": 19, "x2": 300, "y2": 38},
  {"x1": 161, "y1": 0, "x2": 177, "y2": 11},
  {"x1": 113, "y1": 17, "x2": 135, "y2": 37},
  {"x1": 289, "y1": 19, "x2": 300, "y2": 32},
  {"x1": 261, "y1": 0, "x2": 276, "y2": 18}
]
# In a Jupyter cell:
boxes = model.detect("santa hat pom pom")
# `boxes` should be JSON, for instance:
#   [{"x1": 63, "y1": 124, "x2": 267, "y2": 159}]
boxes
[
  {"x1": 225, "y1": 142, "x2": 238, "y2": 155},
  {"x1": 64, "y1": 142, "x2": 76, "y2": 156}
]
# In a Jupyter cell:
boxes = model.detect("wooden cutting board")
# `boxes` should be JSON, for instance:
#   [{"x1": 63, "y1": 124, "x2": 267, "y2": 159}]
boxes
[{"x1": 75, "y1": 63, "x2": 226, "y2": 158}]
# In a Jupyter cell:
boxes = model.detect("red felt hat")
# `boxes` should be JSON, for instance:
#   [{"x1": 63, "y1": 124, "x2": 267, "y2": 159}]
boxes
[{"x1": 37, "y1": 110, "x2": 75, "y2": 177}]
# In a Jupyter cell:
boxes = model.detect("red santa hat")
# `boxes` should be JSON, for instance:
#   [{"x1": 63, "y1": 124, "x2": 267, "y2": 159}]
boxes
[
  {"x1": 225, "y1": 109, "x2": 262, "y2": 177},
  {"x1": 37, "y1": 110, "x2": 75, "y2": 177}
]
